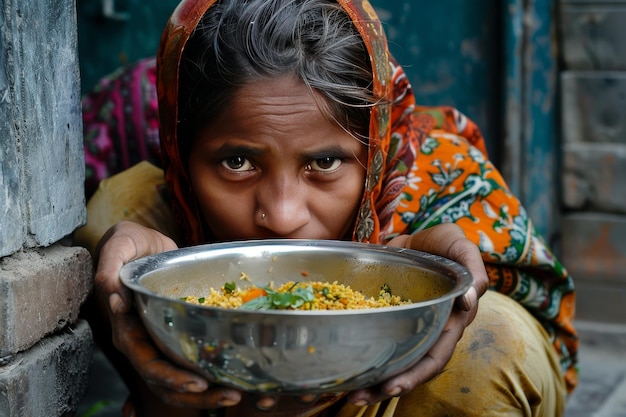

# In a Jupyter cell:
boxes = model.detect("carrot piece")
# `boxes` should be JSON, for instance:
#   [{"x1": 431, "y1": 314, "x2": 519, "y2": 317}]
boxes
[{"x1": 240, "y1": 287, "x2": 267, "y2": 303}]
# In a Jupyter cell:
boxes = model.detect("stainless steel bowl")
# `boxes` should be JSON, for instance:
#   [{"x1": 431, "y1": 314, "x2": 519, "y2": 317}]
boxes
[{"x1": 120, "y1": 239, "x2": 472, "y2": 394}]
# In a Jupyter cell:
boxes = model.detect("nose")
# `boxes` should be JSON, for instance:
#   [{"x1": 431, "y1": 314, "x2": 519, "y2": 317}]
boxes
[{"x1": 257, "y1": 174, "x2": 310, "y2": 236}]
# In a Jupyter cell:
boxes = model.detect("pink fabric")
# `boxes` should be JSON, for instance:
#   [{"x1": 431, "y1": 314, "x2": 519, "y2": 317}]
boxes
[{"x1": 82, "y1": 57, "x2": 161, "y2": 199}]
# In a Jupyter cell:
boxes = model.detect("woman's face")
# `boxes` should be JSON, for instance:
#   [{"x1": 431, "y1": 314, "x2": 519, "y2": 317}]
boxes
[{"x1": 188, "y1": 76, "x2": 368, "y2": 242}]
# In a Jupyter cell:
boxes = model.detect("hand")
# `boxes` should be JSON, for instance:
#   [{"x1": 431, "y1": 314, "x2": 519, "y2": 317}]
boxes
[
  {"x1": 93, "y1": 221, "x2": 337, "y2": 413},
  {"x1": 346, "y1": 223, "x2": 489, "y2": 406},
  {"x1": 92, "y1": 221, "x2": 243, "y2": 410}
]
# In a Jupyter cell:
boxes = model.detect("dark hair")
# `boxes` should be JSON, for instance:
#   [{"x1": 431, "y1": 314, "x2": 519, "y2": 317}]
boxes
[{"x1": 178, "y1": 0, "x2": 376, "y2": 151}]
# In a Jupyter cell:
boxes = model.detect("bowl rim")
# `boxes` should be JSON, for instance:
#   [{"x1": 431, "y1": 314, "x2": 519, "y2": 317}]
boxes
[{"x1": 119, "y1": 239, "x2": 473, "y2": 316}]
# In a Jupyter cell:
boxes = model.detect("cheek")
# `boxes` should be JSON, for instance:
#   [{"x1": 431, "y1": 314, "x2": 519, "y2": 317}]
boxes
[
  {"x1": 193, "y1": 183, "x2": 255, "y2": 240},
  {"x1": 188, "y1": 164, "x2": 251, "y2": 237},
  {"x1": 318, "y1": 170, "x2": 365, "y2": 234}
]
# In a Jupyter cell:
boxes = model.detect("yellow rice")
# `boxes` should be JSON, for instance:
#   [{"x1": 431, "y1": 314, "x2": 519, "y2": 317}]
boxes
[{"x1": 182, "y1": 280, "x2": 410, "y2": 310}]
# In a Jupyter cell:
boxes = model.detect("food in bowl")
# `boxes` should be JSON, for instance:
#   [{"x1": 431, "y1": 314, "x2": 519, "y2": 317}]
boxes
[
  {"x1": 120, "y1": 239, "x2": 472, "y2": 394},
  {"x1": 181, "y1": 277, "x2": 411, "y2": 310}
]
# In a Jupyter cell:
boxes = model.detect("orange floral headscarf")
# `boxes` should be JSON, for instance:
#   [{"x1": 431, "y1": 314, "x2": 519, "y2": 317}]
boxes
[
  {"x1": 157, "y1": 0, "x2": 577, "y2": 392},
  {"x1": 157, "y1": 0, "x2": 397, "y2": 245}
]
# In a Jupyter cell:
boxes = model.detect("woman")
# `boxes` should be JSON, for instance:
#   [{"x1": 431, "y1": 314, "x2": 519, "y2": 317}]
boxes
[{"x1": 76, "y1": 0, "x2": 578, "y2": 416}]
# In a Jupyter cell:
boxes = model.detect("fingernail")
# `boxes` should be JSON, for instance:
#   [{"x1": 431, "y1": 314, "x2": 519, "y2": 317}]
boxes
[
  {"x1": 352, "y1": 399, "x2": 367, "y2": 407},
  {"x1": 183, "y1": 381, "x2": 207, "y2": 393},
  {"x1": 386, "y1": 386, "x2": 402, "y2": 397},
  {"x1": 108, "y1": 293, "x2": 124, "y2": 314},
  {"x1": 255, "y1": 397, "x2": 276, "y2": 411},
  {"x1": 218, "y1": 397, "x2": 239, "y2": 407},
  {"x1": 297, "y1": 393, "x2": 319, "y2": 404},
  {"x1": 462, "y1": 287, "x2": 477, "y2": 309}
]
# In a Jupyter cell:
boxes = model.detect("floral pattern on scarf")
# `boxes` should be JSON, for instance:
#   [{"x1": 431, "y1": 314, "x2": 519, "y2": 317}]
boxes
[{"x1": 374, "y1": 63, "x2": 578, "y2": 391}]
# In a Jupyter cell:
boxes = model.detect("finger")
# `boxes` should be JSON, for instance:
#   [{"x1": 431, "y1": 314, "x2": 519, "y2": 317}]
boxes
[
  {"x1": 94, "y1": 221, "x2": 178, "y2": 315},
  {"x1": 348, "y1": 308, "x2": 469, "y2": 406},
  {"x1": 150, "y1": 385, "x2": 242, "y2": 409},
  {"x1": 93, "y1": 235, "x2": 138, "y2": 315},
  {"x1": 403, "y1": 224, "x2": 489, "y2": 310},
  {"x1": 297, "y1": 393, "x2": 319, "y2": 404},
  {"x1": 111, "y1": 310, "x2": 211, "y2": 393},
  {"x1": 107, "y1": 285, "x2": 243, "y2": 410},
  {"x1": 109, "y1": 313, "x2": 243, "y2": 408},
  {"x1": 383, "y1": 308, "x2": 467, "y2": 391},
  {"x1": 254, "y1": 394, "x2": 279, "y2": 411}
]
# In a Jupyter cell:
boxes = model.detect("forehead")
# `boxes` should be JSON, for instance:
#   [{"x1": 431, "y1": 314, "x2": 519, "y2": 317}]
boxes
[
  {"x1": 233, "y1": 76, "x2": 318, "y2": 107},
  {"x1": 209, "y1": 76, "x2": 333, "y2": 131},
  {"x1": 191, "y1": 77, "x2": 368, "y2": 160}
]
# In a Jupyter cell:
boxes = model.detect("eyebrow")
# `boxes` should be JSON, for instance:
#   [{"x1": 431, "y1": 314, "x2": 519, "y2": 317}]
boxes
[
  {"x1": 211, "y1": 142, "x2": 359, "y2": 163},
  {"x1": 215, "y1": 143, "x2": 353, "y2": 159},
  {"x1": 212, "y1": 143, "x2": 265, "y2": 157},
  {"x1": 306, "y1": 145, "x2": 356, "y2": 160}
]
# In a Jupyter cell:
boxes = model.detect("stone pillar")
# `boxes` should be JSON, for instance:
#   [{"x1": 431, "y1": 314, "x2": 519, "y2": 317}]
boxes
[{"x1": 0, "y1": 0, "x2": 94, "y2": 415}]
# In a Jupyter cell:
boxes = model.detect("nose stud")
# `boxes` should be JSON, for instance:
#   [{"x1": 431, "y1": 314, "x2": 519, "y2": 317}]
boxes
[{"x1": 261, "y1": 212, "x2": 266, "y2": 220}]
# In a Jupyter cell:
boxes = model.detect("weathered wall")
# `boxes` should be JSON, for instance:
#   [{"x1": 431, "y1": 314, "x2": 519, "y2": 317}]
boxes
[
  {"x1": 0, "y1": 321, "x2": 93, "y2": 416},
  {"x1": 502, "y1": 0, "x2": 561, "y2": 243},
  {"x1": 559, "y1": 0, "x2": 626, "y2": 323},
  {"x1": 0, "y1": 0, "x2": 86, "y2": 258},
  {"x1": 0, "y1": 0, "x2": 93, "y2": 415},
  {"x1": 0, "y1": 245, "x2": 92, "y2": 357}
]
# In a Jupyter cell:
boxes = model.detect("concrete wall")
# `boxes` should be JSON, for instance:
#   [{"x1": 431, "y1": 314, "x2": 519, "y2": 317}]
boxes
[
  {"x1": 0, "y1": 0, "x2": 94, "y2": 415},
  {"x1": 559, "y1": 0, "x2": 626, "y2": 323},
  {"x1": 0, "y1": 0, "x2": 86, "y2": 257}
]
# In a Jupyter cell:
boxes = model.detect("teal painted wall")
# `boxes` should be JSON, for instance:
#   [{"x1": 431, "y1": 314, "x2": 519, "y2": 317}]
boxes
[
  {"x1": 77, "y1": 0, "x2": 179, "y2": 91},
  {"x1": 373, "y1": 1, "x2": 503, "y2": 159}
]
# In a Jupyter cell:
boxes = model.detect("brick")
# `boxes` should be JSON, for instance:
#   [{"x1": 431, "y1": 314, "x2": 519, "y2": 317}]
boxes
[
  {"x1": 0, "y1": 245, "x2": 92, "y2": 357},
  {"x1": 562, "y1": 144, "x2": 626, "y2": 212},
  {"x1": 561, "y1": 213, "x2": 626, "y2": 283},
  {"x1": 560, "y1": 3, "x2": 626, "y2": 71},
  {"x1": 0, "y1": 320, "x2": 93, "y2": 417},
  {"x1": 561, "y1": 72, "x2": 626, "y2": 146},
  {"x1": 573, "y1": 279, "x2": 626, "y2": 324}
]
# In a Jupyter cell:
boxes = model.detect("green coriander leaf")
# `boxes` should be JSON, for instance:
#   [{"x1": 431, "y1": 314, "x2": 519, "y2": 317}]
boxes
[
  {"x1": 271, "y1": 292, "x2": 296, "y2": 308},
  {"x1": 294, "y1": 285, "x2": 315, "y2": 303},
  {"x1": 240, "y1": 296, "x2": 272, "y2": 310},
  {"x1": 240, "y1": 284, "x2": 315, "y2": 310},
  {"x1": 224, "y1": 281, "x2": 236, "y2": 294}
]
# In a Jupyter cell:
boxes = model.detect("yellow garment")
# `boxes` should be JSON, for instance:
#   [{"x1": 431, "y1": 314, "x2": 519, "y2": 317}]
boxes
[
  {"x1": 77, "y1": 163, "x2": 567, "y2": 417},
  {"x1": 74, "y1": 161, "x2": 180, "y2": 256},
  {"x1": 335, "y1": 291, "x2": 566, "y2": 417}
]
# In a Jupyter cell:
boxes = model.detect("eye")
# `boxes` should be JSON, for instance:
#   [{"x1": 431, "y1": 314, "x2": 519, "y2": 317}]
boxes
[
  {"x1": 308, "y1": 157, "x2": 342, "y2": 172},
  {"x1": 221, "y1": 156, "x2": 254, "y2": 172}
]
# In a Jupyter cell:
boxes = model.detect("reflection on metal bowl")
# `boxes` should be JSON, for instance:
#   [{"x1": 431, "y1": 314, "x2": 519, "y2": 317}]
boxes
[{"x1": 120, "y1": 239, "x2": 472, "y2": 394}]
